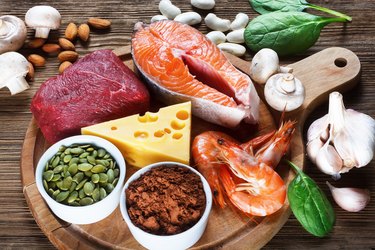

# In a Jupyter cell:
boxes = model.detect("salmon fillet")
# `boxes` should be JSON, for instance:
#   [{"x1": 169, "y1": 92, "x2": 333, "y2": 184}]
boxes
[{"x1": 132, "y1": 20, "x2": 259, "y2": 127}]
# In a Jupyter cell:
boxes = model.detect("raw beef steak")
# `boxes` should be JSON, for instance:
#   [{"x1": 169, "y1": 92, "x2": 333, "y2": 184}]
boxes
[{"x1": 31, "y1": 50, "x2": 150, "y2": 144}]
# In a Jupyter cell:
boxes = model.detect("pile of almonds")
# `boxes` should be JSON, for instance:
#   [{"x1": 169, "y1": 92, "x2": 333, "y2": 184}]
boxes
[{"x1": 26, "y1": 17, "x2": 111, "y2": 79}]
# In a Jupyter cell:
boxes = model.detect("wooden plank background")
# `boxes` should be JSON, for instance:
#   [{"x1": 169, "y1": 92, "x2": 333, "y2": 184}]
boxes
[{"x1": 0, "y1": 0, "x2": 374, "y2": 249}]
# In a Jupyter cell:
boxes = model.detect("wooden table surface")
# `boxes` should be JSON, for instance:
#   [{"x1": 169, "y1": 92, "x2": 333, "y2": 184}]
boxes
[{"x1": 1, "y1": 0, "x2": 374, "y2": 249}]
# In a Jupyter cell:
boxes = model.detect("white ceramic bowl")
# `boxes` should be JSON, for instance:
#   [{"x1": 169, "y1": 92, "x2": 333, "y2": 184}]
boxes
[
  {"x1": 35, "y1": 135, "x2": 126, "y2": 224},
  {"x1": 120, "y1": 161, "x2": 212, "y2": 250}
]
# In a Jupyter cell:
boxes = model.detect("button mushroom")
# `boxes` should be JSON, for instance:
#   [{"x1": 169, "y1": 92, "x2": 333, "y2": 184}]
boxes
[
  {"x1": 250, "y1": 48, "x2": 292, "y2": 84},
  {"x1": 264, "y1": 73, "x2": 305, "y2": 112},
  {"x1": 25, "y1": 6, "x2": 61, "y2": 38},
  {"x1": 0, "y1": 15, "x2": 27, "y2": 54},
  {"x1": 0, "y1": 52, "x2": 30, "y2": 95}
]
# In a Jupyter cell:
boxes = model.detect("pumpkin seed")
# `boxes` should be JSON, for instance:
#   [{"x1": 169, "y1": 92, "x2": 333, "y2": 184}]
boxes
[
  {"x1": 51, "y1": 173, "x2": 61, "y2": 182},
  {"x1": 63, "y1": 154, "x2": 72, "y2": 163},
  {"x1": 68, "y1": 163, "x2": 78, "y2": 175},
  {"x1": 107, "y1": 169, "x2": 114, "y2": 183},
  {"x1": 68, "y1": 191, "x2": 78, "y2": 203},
  {"x1": 105, "y1": 183, "x2": 114, "y2": 193},
  {"x1": 43, "y1": 179, "x2": 49, "y2": 190},
  {"x1": 79, "y1": 144, "x2": 91, "y2": 149},
  {"x1": 58, "y1": 146, "x2": 66, "y2": 152},
  {"x1": 71, "y1": 147, "x2": 84, "y2": 154},
  {"x1": 53, "y1": 165, "x2": 63, "y2": 173},
  {"x1": 70, "y1": 201, "x2": 80, "y2": 206},
  {"x1": 43, "y1": 170, "x2": 54, "y2": 182},
  {"x1": 91, "y1": 164, "x2": 106, "y2": 173},
  {"x1": 99, "y1": 173, "x2": 108, "y2": 183},
  {"x1": 87, "y1": 156, "x2": 96, "y2": 165},
  {"x1": 98, "y1": 148, "x2": 106, "y2": 158},
  {"x1": 99, "y1": 188, "x2": 107, "y2": 200},
  {"x1": 91, "y1": 174, "x2": 100, "y2": 184},
  {"x1": 84, "y1": 171, "x2": 93, "y2": 177},
  {"x1": 52, "y1": 189, "x2": 60, "y2": 198},
  {"x1": 69, "y1": 157, "x2": 79, "y2": 165},
  {"x1": 79, "y1": 152, "x2": 90, "y2": 159},
  {"x1": 48, "y1": 181, "x2": 57, "y2": 189},
  {"x1": 69, "y1": 181, "x2": 77, "y2": 193},
  {"x1": 78, "y1": 163, "x2": 93, "y2": 171},
  {"x1": 45, "y1": 162, "x2": 49, "y2": 171},
  {"x1": 52, "y1": 156, "x2": 60, "y2": 167},
  {"x1": 114, "y1": 169, "x2": 120, "y2": 178},
  {"x1": 76, "y1": 178, "x2": 88, "y2": 190},
  {"x1": 79, "y1": 158, "x2": 88, "y2": 163},
  {"x1": 62, "y1": 176, "x2": 73, "y2": 190},
  {"x1": 79, "y1": 197, "x2": 94, "y2": 206},
  {"x1": 92, "y1": 188, "x2": 100, "y2": 201},
  {"x1": 86, "y1": 147, "x2": 95, "y2": 152},
  {"x1": 112, "y1": 177, "x2": 119, "y2": 187},
  {"x1": 103, "y1": 153, "x2": 111, "y2": 159},
  {"x1": 91, "y1": 150, "x2": 98, "y2": 158},
  {"x1": 48, "y1": 188, "x2": 54, "y2": 196},
  {"x1": 79, "y1": 188, "x2": 86, "y2": 199},
  {"x1": 83, "y1": 182, "x2": 95, "y2": 196},
  {"x1": 64, "y1": 148, "x2": 71, "y2": 154},
  {"x1": 72, "y1": 172, "x2": 84, "y2": 183},
  {"x1": 56, "y1": 191, "x2": 70, "y2": 202}
]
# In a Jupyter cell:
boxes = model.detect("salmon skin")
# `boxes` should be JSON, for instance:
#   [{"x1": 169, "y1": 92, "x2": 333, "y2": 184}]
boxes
[{"x1": 132, "y1": 20, "x2": 260, "y2": 128}]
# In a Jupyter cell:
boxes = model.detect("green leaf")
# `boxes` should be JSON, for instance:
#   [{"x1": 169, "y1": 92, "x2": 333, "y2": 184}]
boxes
[
  {"x1": 286, "y1": 161, "x2": 335, "y2": 237},
  {"x1": 250, "y1": 0, "x2": 352, "y2": 21},
  {"x1": 244, "y1": 12, "x2": 347, "y2": 56}
]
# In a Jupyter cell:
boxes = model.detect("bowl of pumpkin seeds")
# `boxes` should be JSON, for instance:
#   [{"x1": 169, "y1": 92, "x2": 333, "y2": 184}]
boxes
[{"x1": 35, "y1": 135, "x2": 126, "y2": 224}]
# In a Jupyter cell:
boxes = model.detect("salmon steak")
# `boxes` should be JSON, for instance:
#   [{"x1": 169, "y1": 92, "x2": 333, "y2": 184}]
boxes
[{"x1": 132, "y1": 20, "x2": 260, "y2": 128}]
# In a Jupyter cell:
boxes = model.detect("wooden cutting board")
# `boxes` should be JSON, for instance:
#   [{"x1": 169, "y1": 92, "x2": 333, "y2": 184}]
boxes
[{"x1": 20, "y1": 46, "x2": 360, "y2": 249}]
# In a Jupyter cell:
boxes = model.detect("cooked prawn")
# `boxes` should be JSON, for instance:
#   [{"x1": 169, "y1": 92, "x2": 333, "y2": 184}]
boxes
[{"x1": 192, "y1": 120, "x2": 295, "y2": 216}]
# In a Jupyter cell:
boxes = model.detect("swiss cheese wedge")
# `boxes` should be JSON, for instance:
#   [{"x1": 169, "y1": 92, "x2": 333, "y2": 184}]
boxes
[{"x1": 81, "y1": 102, "x2": 191, "y2": 168}]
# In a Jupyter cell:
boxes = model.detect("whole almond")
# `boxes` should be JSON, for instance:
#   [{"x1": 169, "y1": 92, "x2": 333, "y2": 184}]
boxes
[
  {"x1": 87, "y1": 18, "x2": 111, "y2": 29},
  {"x1": 58, "y1": 51, "x2": 79, "y2": 62},
  {"x1": 26, "y1": 62, "x2": 35, "y2": 81},
  {"x1": 65, "y1": 22, "x2": 78, "y2": 41},
  {"x1": 58, "y1": 38, "x2": 75, "y2": 51},
  {"x1": 26, "y1": 38, "x2": 46, "y2": 48},
  {"x1": 28, "y1": 54, "x2": 46, "y2": 67},
  {"x1": 42, "y1": 44, "x2": 61, "y2": 54},
  {"x1": 59, "y1": 61, "x2": 73, "y2": 74},
  {"x1": 78, "y1": 23, "x2": 90, "y2": 42}
]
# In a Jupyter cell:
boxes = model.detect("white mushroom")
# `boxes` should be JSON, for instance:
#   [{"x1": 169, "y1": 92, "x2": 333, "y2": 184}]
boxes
[
  {"x1": 191, "y1": 0, "x2": 215, "y2": 10},
  {"x1": 204, "y1": 13, "x2": 231, "y2": 32},
  {"x1": 159, "y1": 0, "x2": 181, "y2": 19},
  {"x1": 25, "y1": 6, "x2": 61, "y2": 38},
  {"x1": 174, "y1": 12, "x2": 202, "y2": 25},
  {"x1": 206, "y1": 30, "x2": 226, "y2": 45},
  {"x1": 0, "y1": 15, "x2": 27, "y2": 54},
  {"x1": 226, "y1": 28, "x2": 245, "y2": 44},
  {"x1": 218, "y1": 43, "x2": 246, "y2": 57},
  {"x1": 0, "y1": 52, "x2": 30, "y2": 95},
  {"x1": 230, "y1": 13, "x2": 249, "y2": 30},
  {"x1": 264, "y1": 73, "x2": 305, "y2": 112},
  {"x1": 250, "y1": 48, "x2": 293, "y2": 84}
]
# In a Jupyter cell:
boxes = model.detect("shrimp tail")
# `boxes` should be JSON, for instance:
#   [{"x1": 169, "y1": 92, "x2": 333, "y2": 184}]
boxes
[{"x1": 241, "y1": 130, "x2": 275, "y2": 155}]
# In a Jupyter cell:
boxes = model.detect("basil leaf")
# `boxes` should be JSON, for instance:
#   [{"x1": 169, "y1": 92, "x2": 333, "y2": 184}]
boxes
[
  {"x1": 287, "y1": 161, "x2": 335, "y2": 237},
  {"x1": 250, "y1": 0, "x2": 352, "y2": 21},
  {"x1": 244, "y1": 12, "x2": 347, "y2": 56}
]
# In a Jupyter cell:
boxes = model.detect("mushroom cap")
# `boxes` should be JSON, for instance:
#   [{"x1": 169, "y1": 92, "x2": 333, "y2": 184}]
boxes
[
  {"x1": 250, "y1": 48, "x2": 280, "y2": 84},
  {"x1": 264, "y1": 73, "x2": 305, "y2": 112},
  {"x1": 0, "y1": 51, "x2": 29, "y2": 82},
  {"x1": 25, "y1": 5, "x2": 61, "y2": 29},
  {"x1": 0, "y1": 15, "x2": 27, "y2": 54}
]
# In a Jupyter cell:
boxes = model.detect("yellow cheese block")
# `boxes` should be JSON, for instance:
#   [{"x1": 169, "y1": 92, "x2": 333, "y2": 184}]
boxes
[{"x1": 81, "y1": 102, "x2": 191, "y2": 168}]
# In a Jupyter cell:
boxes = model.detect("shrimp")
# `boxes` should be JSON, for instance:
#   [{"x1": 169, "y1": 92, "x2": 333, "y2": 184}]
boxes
[
  {"x1": 218, "y1": 141, "x2": 286, "y2": 216},
  {"x1": 192, "y1": 120, "x2": 295, "y2": 216}
]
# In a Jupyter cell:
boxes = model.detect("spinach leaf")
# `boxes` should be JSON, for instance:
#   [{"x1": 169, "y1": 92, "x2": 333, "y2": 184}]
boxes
[
  {"x1": 244, "y1": 12, "x2": 347, "y2": 56},
  {"x1": 287, "y1": 160, "x2": 335, "y2": 237},
  {"x1": 250, "y1": 0, "x2": 352, "y2": 21}
]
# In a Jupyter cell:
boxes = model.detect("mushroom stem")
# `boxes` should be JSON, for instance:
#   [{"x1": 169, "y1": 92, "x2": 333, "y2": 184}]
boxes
[
  {"x1": 279, "y1": 73, "x2": 296, "y2": 94},
  {"x1": 3, "y1": 76, "x2": 30, "y2": 95},
  {"x1": 279, "y1": 66, "x2": 293, "y2": 74},
  {"x1": 35, "y1": 27, "x2": 51, "y2": 39}
]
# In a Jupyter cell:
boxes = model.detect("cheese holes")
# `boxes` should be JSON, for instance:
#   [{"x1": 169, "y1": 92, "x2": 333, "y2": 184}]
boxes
[
  {"x1": 164, "y1": 128, "x2": 171, "y2": 134},
  {"x1": 176, "y1": 110, "x2": 189, "y2": 120},
  {"x1": 138, "y1": 112, "x2": 158, "y2": 123},
  {"x1": 154, "y1": 130, "x2": 165, "y2": 138},
  {"x1": 171, "y1": 120, "x2": 185, "y2": 130},
  {"x1": 111, "y1": 126, "x2": 117, "y2": 130},
  {"x1": 172, "y1": 133, "x2": 183, "y2": 140},
  {"x1": 134, "y1": 131, "x2": 149, "y2": 139}
]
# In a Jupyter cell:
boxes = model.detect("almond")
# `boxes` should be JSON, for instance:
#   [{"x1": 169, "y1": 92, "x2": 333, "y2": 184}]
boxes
[
  {"x1": 65, "y1": 22, "x2": 78, "y2": 41},
  {"x1": 58, "y1": 38, "x2": 76, "y2": 51},
  {"x1": 58, "y1": 51, "x2": 79, "y2": 62},
  {"x1": 28, "y1": 54, "x2": 46, "y2": 67},
  {"x1": 87, "y1": 18, "x2": 111, "y2": 29},
  {"x1": 42, "y1": 43, "x2": 61, "y2": 54},
  {"x1": 78, "y1": 23, "x2": 90, "y2": 42},
  {"x1": 59, "y1": 61, "x2": 73, "y2": 74},
  {"x1": 26, "y1": 62, "x2": 35, "y2": 81},
  {"x1": 26, "y1": 38, "x2": 46, "y2": 49}
]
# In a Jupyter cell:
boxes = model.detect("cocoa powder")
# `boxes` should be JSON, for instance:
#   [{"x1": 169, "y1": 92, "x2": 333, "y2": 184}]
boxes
[{"x1": 126, "y1": 165, "x2": 206, "y2": 235}]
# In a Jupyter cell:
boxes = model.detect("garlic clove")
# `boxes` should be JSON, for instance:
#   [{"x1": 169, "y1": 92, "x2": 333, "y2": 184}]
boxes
[
  {"x1": 327, "y1": 182, "x2": 370, "y2": 212},
  {"x1": 306, "y1": 139, "x2": 324, "y2": 164},
  {"x1": 315, "y1": 142, "x2": 343, "y2": 178}
]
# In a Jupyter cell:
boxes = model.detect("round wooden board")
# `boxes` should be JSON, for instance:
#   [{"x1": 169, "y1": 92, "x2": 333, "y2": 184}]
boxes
[{"x1": 21, "y1": 46, "x2": 361, "y2": 249}]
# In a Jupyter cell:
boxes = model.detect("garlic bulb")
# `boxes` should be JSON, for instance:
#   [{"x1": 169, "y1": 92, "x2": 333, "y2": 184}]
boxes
[
  {"x1": 327, "y1": 182, "x2": 370, "y2": 212},
  {"x1": 307, "y1": 92, "x2": 375, "y2": 179}
]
